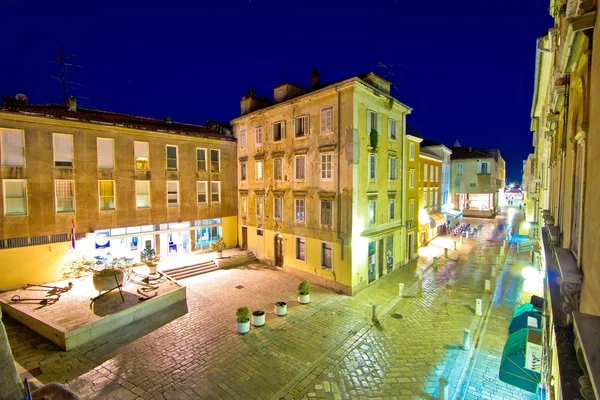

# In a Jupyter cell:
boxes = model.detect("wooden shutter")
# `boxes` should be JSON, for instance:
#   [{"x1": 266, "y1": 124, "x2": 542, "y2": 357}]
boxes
[
  {"x1": 97, "y1": 138, "x2": 114, "y2": 169},
  {"x1": 281, "y1": 121, "x2": 286, "y2": 139},
  {"x1": 376, "y1": 113, "x2": 381, "y2": 132},
  {"x1": 366, "y1": 111, "x2": 372, "y2": 132},
  {"x1": 388, "y1": 119, "x2": 392, "y2": 139},
  {"x1": 304, "y1": 115, "x2": 310, "y2": 136}
]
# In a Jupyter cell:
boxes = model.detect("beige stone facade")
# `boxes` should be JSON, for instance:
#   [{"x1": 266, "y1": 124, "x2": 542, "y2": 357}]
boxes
[
  {"x1": 0, "y1": 102, "x2": 237, "y2": 288},
  {"x1": 231, "y1": 72, "x2": 412, "y2": 294}
]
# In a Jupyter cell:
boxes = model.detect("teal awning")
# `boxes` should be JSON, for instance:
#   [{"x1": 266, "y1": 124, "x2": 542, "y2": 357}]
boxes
[
  {"x1": 499, "y1": 329, "x2": 542, "y2": 393},
  {"x1": 508, "y1": 302, "x2": 542, "y2": 334}
]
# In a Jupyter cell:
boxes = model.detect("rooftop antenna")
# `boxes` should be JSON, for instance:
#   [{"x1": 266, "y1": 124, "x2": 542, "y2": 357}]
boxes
[
  {"x1": 50, "y1": 45, "x2": 84, "y2": 102},
  {"x1": 377, "y1": 61, "x2": 403, "y2": 93}
]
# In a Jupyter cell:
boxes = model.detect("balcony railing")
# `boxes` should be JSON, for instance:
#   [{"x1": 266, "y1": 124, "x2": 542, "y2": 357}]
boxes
[{"x1": 477, "y1": 169, "x2": 491, "y2": 175}]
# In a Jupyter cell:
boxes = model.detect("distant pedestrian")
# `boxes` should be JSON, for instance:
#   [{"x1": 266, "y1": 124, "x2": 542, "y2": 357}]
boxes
[{"x1": 441, "y1": 283, "x2": 453, "y2": 315}]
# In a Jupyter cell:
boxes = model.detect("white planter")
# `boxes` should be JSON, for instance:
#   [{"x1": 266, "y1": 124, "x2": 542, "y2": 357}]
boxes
[
  {"x1": 251, "y1": 311, "x2": 265, "y2": 327},
  {"x1": 275, "y1": 303, "x2": 287, "y2": 316},
  {"x1": 236, "y1": 320, "x2": 250, "y2": 334},
  {"x1": 298, "y1": 293, "x2": 310, "y2": 304},
  {"x1": 216, "y1": 251, "x2": 223, "y2": 259},
  {"x1": 147, "y1": 265, "x2": 158, "y2": 275}
]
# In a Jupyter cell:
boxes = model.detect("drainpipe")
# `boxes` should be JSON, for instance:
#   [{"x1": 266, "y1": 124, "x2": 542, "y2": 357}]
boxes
[
  {"x1": 336, "y1": 86, "x2": 344, "y2": 260},
  {"x1": 400, "y1": 111, "x2": 405, "y2": 259}
]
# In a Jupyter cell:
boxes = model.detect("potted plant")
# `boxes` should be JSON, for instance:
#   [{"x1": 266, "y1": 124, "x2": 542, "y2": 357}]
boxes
[
  {"x1": 369, "y1": 129, "x2": 378, "y2": 150},
  {"x1": 236, "y1": 307, "x2": 250, "y2": 334},
  {"x1": 298, "y1": 280, "x2": 311, "y2": 304},
  {"x1": 210, "y1": 236, "x2": 226, "y2": 259},
  {"x1": 251, "y1": 310, "x2": 265, "y2": 327},
  {"x1": 140, "y1": 248, "x2": 160, "y2": 275},
  {"x1": 275, "y1": 301, "x2": 287, "y2": 316},
  {"x1": 62, "y1": 255, "x2": 130, "y2": 293}
]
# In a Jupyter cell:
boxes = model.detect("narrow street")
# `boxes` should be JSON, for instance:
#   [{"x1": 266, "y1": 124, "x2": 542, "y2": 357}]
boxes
[{"x1": 5, "y1": 213, "x2": 537, "y2": 399}]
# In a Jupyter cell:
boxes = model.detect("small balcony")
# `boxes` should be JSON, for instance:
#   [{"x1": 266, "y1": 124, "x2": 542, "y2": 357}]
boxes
[{"x1": 477, "y1": 169, "x2": 491, "y2": 175}]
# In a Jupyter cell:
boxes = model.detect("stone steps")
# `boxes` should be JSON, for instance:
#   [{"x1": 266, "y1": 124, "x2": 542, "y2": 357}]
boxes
[{"x1": 162, "y1": 261, "x2": 218, "y2": 280}]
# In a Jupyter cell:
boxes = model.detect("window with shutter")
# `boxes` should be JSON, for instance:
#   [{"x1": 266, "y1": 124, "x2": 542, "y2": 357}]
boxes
[
  {"x1": 272, "y1": 121, "x2": 285, "y2": 141},
  {"x1": 388, "y1": 119, "x2": 397, "y2": 140},
  {"x1": 295, "y1": 156, "x2": 305, "y2": 180},
  {"x1": 369, "y1": 154, "x2": 377, "y2": 180},
  {"x1": 135, "y1": 181, "x2": 150, "y2": 208},
  {"x1": 274, "y1": 158, "x2": 283, "y2": 181},
  {"x1": 134, "y1": 141, "x2": 149, "y2": 170},
  {"x1": 239, "y1": 130, "x2": 246, "y2": 148},
  {"x1": 457, "y1": 163, "x2": 464, "y2": 174},
  {"x1": 53, "y1": 133, "x2": 73, "y2": 168},
  {"x1": 295, "y1": 115, "x2": 309, "y2": 138},
  {"x1": 1, "y1": 129, "x2": 25, "y2": 167},
  {"x1": 3, "y1": 179, "x2": 27, "y2": 215},
  {"x1": 97, "y1": 138, "x2": 114, "y2": 169},
  {"x1": 321, "y1": 108, "x2": 333, "y2": 133},
  {"x1": 98, "y1": 180, "x2": 115, "y2": 210},
  {"x1": 409, "y1": 142, "x2": 415, "y2": 161},
  {"x1": 167, "y1": 181, "x2": 179, "y2": 206},
  {"x1": 274, "y1": 197, "x2": 283, "y2": 219},
  {"x1": 55, "y1": 180, "x2": 74, "y2": 212},
  {"x1": 211, "y1": 181, "x2": 221, "y2": 203},
  {"x1": 197, "y1": 181, "x2": 207, "y2": 204},
  {"x1": 255, "y1": 126, "x2": 263, "y2": 145}
]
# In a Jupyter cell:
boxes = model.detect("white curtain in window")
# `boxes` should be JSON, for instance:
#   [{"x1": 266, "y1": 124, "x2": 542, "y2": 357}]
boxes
[
  {"x1": 97, "y1": 138, "x2": 114, "y2": 169},
  {"x1": 54, "y1": 134, "x2": 73, "y2": 166},
  {"x1": 2, "y1": 129, "x2": 25, "y2": 166}
]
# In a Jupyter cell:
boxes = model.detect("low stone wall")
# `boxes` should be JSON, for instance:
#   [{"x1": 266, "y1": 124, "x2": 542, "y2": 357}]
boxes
[{"x1": 463, "y1": 209, "x2": 495, "y2": 218}]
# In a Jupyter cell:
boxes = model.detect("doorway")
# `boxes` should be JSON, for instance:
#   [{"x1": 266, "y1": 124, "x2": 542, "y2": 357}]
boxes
[
  {"x1": 241, "y1": 227, "x2": 248, "y2": 249},
  {"x1": 377, "y1": 239, "x2": 384, "y2": 277},
  {"x1": 274, "y1": 234, "x2": 284, "y2": 267},
  {"x1": 408, "y1": 232, "x2": 414, "y2": 260}
]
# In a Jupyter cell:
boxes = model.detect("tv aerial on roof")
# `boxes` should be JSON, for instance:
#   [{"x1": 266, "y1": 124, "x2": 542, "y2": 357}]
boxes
[{"x1": 49, "y1": 45, "x2": 85, "y2": 102}]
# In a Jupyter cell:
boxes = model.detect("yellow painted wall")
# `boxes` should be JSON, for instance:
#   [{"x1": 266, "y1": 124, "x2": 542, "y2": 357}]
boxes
[{"x1": 221, "y1": 215, "x2": 238, "y2": 249}]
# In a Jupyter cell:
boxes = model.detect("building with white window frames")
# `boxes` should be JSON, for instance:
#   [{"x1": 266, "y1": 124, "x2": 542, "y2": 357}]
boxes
[
  {"x1": 232, "y1": 69, "x2": 412, "y2": 294},
  {"x1": 0, "y1": 98, "x2": 237, "y2": 289}
]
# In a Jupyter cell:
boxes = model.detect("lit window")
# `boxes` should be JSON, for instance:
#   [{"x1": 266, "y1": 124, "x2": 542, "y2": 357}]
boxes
[
  {"x1": 210, "y1": 149, "x2": 220, "y2": 172},
  {"x1": 368, "y1": 199, "x2": 376, "y2": 225},
  {"x1": 97, "y1": 138, "x2": 114, "y2": 169},
  {"x1": 320, "y1": 108, "x2": 333, "y2": 133},
  {"x1": 166, "y1": 145, "x2": 177, "y2": 171},
  {"x1": 256, "y1": 196, "x2": 264, "y2": 217},
  {"x1": 321, "y1": 200, "x2": 333, "y2": 226},
  {"x1": 3, "y1": 180, "x2": 27, "y2": 215},
  {"x1": 135, "y1": 180, "x2": 150, "y2": 208},
  {"x1": 211, "y1": 181, "x2": 221, "y2": 203},
  {"x1": 295, "y1": 198, "x2": 305, "y2": 223},
  {"x1": 134, "y1": 141, "x2": 149, "y2": 170},
  {"x1": 321, "y1": 242, "x2": 333, "y2": 269},
  {"x1": 54, "y1": 133, "x2": 73, "y2": 168},
  {"x1": 167, "y1": 181, "x2": 179, "y2": 207},
  {"x1": 321, "y1": 153, "x2": 333, "y2": 181},
  {"x1": 98, "y1": 180, "x2": 115, "y2": 210},
  {"x1": 274, "y1": 197, "x2": 283, "y2": 219},
  {"x1": 256, "y1": 160, "x2": 263, "y2": 181},
  {"x1": 296, "y1": 237, "x2": 306, "y2": 261},
  {"x1": 55, "y1": 180, "x2": 75, "y2": 212},
  {"x1": 241, "y1": 196, "x2": 247, "y2": 215},
  {"x1": 1, "y1": 129, "x2": 25, "y2": 167},
  {"x1": 197, "y1": 148, "x2": 206, "y2": 171},
  {"x1": 197, "y1": 181, "x2": 207, "y2": 204}
]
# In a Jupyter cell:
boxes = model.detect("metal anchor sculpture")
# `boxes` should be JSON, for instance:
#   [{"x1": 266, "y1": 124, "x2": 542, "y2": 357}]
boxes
[
  {"x1": 25, "y1": 282, "x2": 73, "y2": 296},
  {"x1": 11, "y1": 294, "x2": 61, "y2": 306}
]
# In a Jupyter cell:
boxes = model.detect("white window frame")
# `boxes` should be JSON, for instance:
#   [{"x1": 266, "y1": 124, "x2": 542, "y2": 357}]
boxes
[
  {"x1": 166, "y1": 145, "x2": 178, "y2": 171},
  {"x1": 295, "y1": 155, "x2": 306, "y2": 181},
  {"x1": 272, "y1": 121, "x2": 285, "y2": 142},
  {"x1": 53, "y1": 133, "x2": 73, "y2": 168},
  {"x1": 255, "y1": 126, "x2": 263, "y2": 146},
  {"x1": 388, "y1": 157, "x2": 397, "y2": 180},
  {"x1": 167, "y1": 181, "x2": 179, "y2": 207},
  {"x1": 135, "y1": 180, "x2": 150, "y2": 209},
  {"x1": 388, "y1": 198, "x2": 395, "y2": 221},
  {"x1": 241, "y1": 196, "x2": 247, "y2": 215},
  {"x1": 456, "y1": 163, "x2": 464, "y2": 175},
  {"x1": 409, "y1": 199, "x2": 415, "y2": 220},
  {"x1": 409, "y1": 169, "x2": 415, "y2": 189},
  {"x1": 321, "y1": 152, "x2": 333, "y2": 181},
  {"x1": 197, "y1": 181, "x2": 207, "y2": 204},
  {"x1": 368, "y1": 154, "x2": 377, "y2": 181},
  {"x1": 321, "y1": 241, "x2": 333, "y2": 269},
  {"x1": 273, "y1": 158, "x2": 283, "y2": 181},
  {"x1": 320, "y1": 199, "x2": 333, "y2": 226},
  {"x1": 55, "y1": 179, "x2": 75, "y2": 213},
  {"x1": 240, "y1": 161, "x2": 247, "y2": 182},
  {"x1": 256, "y1": 196, "x2": 264, "y2": 218},
  {"x1": 320, "y1": 107, "x2": 333, "y2": 133},
  {"x1": 210, "y1": 149, "x2": 220, "y2": 172},
  {"x1": 256, "y1": 160, "x2": 264, "y2": 181},
  {"x1": 239, "y1": 130, "x2": 247, "y2": 149},
  {"x1": 295, "y1": 236, "x2": 306, "y2": 262},
  {"x1": 97, "y1": 138, "x2": 115, "y2": 169},
  {"x1": 435, "y1": 166, "x2": 439, "y2": 182},
  {"x1": 211, "y1": 181, "x2": 221, "y2": 203},
  {"x1": 98, "y1": 180, "x2": 115, "y2": 211},
  {"x1": 294, "y1": 115, "x2": 309, "y2": 138},
  {"x1": 134, "y1": 141, "x2": 149, "y2": 170},
  {"x1": 424, "y1": 164, "x2": 428, "y2": 181},
  {"x1": 388, "y1": 119, "x2": 397, "y2": 140},
  {"x1": 366, "y1": 110, "x2": 380, "y2": 133},
  {"x1": 368, "y1": 199, "x2": 376, "y2": 225},
  {"x1": 1, "y1": 128, "x2": 25, "y2": 167},
  {"x1": 409, "y1": 142, "x2": 415, "y2": 161},
  {"x1": 430, "y1": 165, "x2": 434, "y2": 181},
  {"x1": 196, "y1": 148, "x2": 207, "y2": 171},
  {"x1": 274, "y1": 196, "x2": 283, "y2": 220},
  {"x1": 295, "y1": 198, "x2": 305, "y2": 223},
  {"x1": 429, "y1": 191, "x2": 433, "y2": 211},
  {"x1": 3, "y1": 179, "x2": 27, "y2": 216}
]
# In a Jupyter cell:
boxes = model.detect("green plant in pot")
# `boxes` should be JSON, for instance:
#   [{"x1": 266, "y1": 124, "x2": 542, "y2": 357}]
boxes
[
  {"x1": 62, "y1": 255, "x2": 131, "y2": 293},
  {"x1": 369, "y1": 129, "x2": 378, "y2": 151},
  {"x1": 140, "y1": 248, "x2": 160, "y2": 275},
  {"x1": 210, "y1": 236, "x2": 226, "y2": 258},
  {"x1": 298, "y1": 280, "x2": 311, "y2": 304},
  {"x1": 236, "y1": 307, "x2": 250, "y2": 334}
]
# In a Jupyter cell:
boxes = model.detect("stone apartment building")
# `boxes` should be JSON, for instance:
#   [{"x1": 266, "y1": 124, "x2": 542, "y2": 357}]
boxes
[
  {"x1": 417, "y1": 148, "x2": 444, "y2": 245},
  {"x1": 0, "y1": 98, "x2": 237, "y2": 289},
  {"x1": 404, "y1": 134, "x2": 422, "y2": 260},
  {"x1": 420, "y1": 139, "x2": 454, "y2": 220},
  {"x1": 231, "y1": 70, "x2": 412, "y2": 294},
  {"x1": 527, "y1": 0, "x2": 600, "y2": 398}
]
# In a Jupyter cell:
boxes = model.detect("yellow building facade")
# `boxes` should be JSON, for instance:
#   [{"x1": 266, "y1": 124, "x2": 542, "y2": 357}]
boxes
[
  {"x1": 0, "y1": 99, "x2": 237, "y2": 289},
  {"x1": 404, "y1": 134, "x2": 421, "y2": 259},
  {"x1": 231, "y1": 71, "x2": 412, "y2": 294},
  {"x1": 418, "y1": 150, "x2": 443, "y2": 246}
]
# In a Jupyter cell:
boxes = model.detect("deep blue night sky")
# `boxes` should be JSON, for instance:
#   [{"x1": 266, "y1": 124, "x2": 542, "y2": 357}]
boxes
[{"x1": 2, "y1": 1, "x2": 554, "y2": 183}]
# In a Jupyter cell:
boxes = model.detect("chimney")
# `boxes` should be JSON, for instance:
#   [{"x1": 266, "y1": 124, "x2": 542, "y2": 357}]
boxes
[
  {"x1": 468, "y1": 147, "x2": 472, "y2": 152},
  {"x1": 310, "y1": 69, "x2": 320, "y2": 90},
  {"x1": 66, "y1": 96, "x2": 77, "y2": 112}
]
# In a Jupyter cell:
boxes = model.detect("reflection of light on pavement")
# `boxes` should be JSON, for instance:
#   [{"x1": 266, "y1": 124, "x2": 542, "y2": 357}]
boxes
[{"x1": 507, "y1": 208, "x2": 516, "y2": 222}]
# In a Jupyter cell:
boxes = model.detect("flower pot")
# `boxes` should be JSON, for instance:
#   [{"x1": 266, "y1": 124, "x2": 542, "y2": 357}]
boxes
[
  {"x1": 298, "y1": 293, "x2": 310, "y2": 304},
  {"x1": 216, "y1": 251, "x2": 223, "y2": 259},
  {"x1": 275, "y1": 302, "x2": 287, "y2": 316},
  {"x1": 236, "y1": 320, "x2": 250, "y2": 334},
  {"x1": 147, "y1": 264, "x2": 158, "y2": 275},
  {"x1": 92, "y1": 269, "x2": 124, "y2": 292},
  {"x1": 251, "y1": 311, "x2": 265, "y2": 327}
]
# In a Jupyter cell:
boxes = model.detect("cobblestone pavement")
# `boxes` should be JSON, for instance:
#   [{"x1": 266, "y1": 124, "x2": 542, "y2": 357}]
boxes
[{"x1": 3, "y1": 216, "x2": 535, "y2": 400}]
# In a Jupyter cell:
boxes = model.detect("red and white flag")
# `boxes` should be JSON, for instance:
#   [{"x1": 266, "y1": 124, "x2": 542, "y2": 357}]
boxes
[{"x1": 71, "y1": 217, "x2": 75, "y2": 249}]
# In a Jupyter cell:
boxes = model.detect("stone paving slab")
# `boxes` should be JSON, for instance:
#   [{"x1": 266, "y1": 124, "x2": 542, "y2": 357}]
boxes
[{"x1": 1, "y1": 220, "x2": 533, "y2": 400}]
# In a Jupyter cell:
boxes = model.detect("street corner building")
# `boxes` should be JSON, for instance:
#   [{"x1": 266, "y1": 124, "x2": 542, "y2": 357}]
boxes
[
  {"x1": 522, "y1": 0, "x2": 600, "y2": 399},
  {"x1": 0, "y1": 97, "x2": 238, "y2": 290},
  {"x1": 417, "y1": 144, "x2": 445, "y2": 246},
  {"x1": 230, "y1": 70, "x2": 414, "y2": 295}
]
